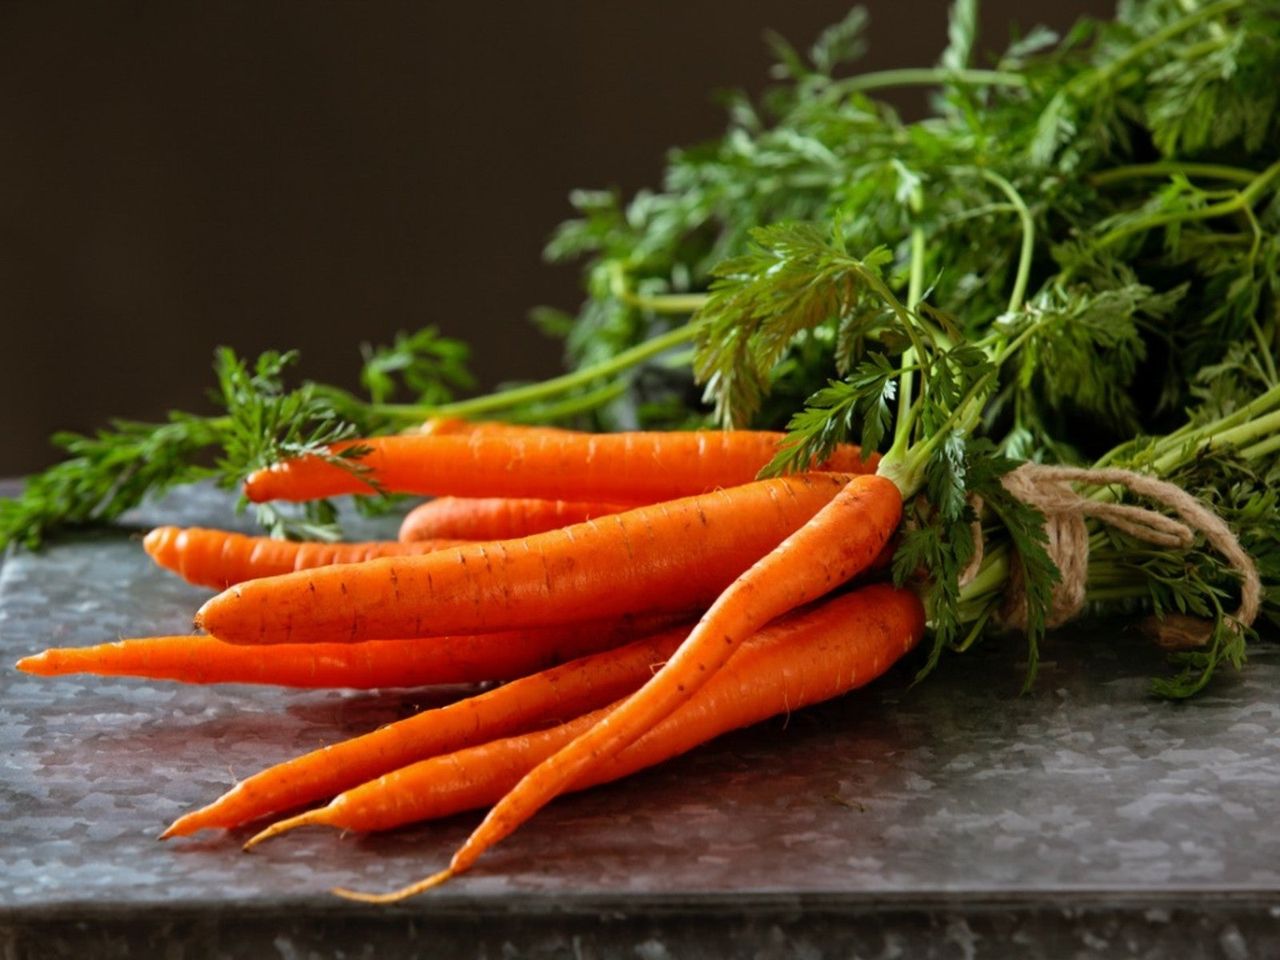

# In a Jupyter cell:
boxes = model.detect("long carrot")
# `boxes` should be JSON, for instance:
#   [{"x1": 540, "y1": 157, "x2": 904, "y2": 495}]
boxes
[
  {"x1": 247, "y1": 584, "x2": 924, "y2": 880},
  {"x1": 242, "y1": 431, "x2": 876, "y2": 504},
  {"x1": 143, "y1": 526, "x2": 467, "y2": 590},
  {"x1": 15, "y1": 614, "x2": 684, "y2": 689},
  {"x1": 163, "y1": 624, "x2": 690, "y2": 838},
  {"x1": 195, "y1": 473, "x2": 858, "y2": 645},
  {"x1": 399, "y1": 497, "x2": 628, "y2": 542},
  {"x1": 411, "y1": 472, "x2": 902, "y2": 891}
]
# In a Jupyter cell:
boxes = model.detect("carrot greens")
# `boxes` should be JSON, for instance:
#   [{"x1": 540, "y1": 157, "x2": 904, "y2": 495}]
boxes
[{"x1": 0, "y1": 336, "x2": 468, "y2": 548}]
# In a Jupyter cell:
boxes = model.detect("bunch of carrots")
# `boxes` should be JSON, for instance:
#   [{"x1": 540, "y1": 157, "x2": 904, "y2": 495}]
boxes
[
  {"x1": 11, "y1": 0, "x2": 1279, "y2": 909},
  {"x1": 18, "y1": 420, "x2": 927, "y2": 902}
]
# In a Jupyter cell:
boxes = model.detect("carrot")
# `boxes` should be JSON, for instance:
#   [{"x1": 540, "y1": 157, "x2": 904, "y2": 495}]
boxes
[
  {"x1": 399, "y1": 497, "x2": 628, "y2": 542},
  {"x1": 246, "y1": 583, "x2": 925, "y2": 888},
  {"x1": 162, "y1": 624, "x2": 690, "y2": 838},
  {"x1": 242, "y1": 430, "x2": 877, "y2": 504},
  {"x1": 142, "y1": 526, "x2": 467, "y2": 590},
  {"x1": 15, "y1": 614, "x2": 685, "y2": 689},
  {"x1": 195, "y1": 472, "x2": 857, "y2": 645},
  {"x1": 417, "y1": 472, "x2": 902, "y2": 890}
]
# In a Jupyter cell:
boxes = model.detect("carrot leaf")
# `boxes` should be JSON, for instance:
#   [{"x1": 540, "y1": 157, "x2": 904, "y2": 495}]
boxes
[{"x1": 359, "y1": 327, "x2": 475, "y2": 406}]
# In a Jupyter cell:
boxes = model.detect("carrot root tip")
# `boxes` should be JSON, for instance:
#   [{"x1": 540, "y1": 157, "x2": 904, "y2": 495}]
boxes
[
  {"x1": 142, "y1": 527, "x2": 166, "y2": 558},
  {"x1": 242, "y1": 809, "x2": 325, "y2": 851},
  {"x1": 330, "y1": 867, "x2": 456, "y2": 904},
  {"x1": 159, "y1": 813, "x2": 202, "y2": 840}
]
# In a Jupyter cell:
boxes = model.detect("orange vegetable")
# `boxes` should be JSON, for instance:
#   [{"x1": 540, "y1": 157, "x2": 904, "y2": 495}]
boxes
[
  {"x1": 242, "y1": 430, "x2": 876, "y2": 504},
  {"x1": 429, "y1": 473, "x2": 903, "y2": 889},
  {"x1": 163, "y1": 624, "x2": 689, "y2": 837},
  {"x1": 398, "y1": 497, "x2": 628, "y2": 542},
  {"x1": 143, "y1": 526, "x2": 466, "y2": 590},
  {"x1": 15, "y1": 614, "x2": 683, "y2": 689},
  {"x1": 195, "y1": 473, "x2": 856, "y2": 645},
  {"x1": 246, "y1": 583, "x2": 925, "y2": 897}
]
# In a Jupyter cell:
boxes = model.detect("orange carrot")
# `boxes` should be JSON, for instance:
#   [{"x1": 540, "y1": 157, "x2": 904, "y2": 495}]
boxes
[
  {"x1": 422, "y1": 473, "x2": 902, "y2": 889},
  {"x1": 399, "y1": 497, "x2": 628, "y2": 542},
  {"x1": 242, "y1": 430, "x2": 876, "y2": 504},
  {"x1": 196, "y1": 473, "x2": 856, "y2": 645},
  {"x1": 247, "y1": 584, "x2": 924, "y2": 875},
  {"x1": 15, "y1": 614, "x2": 685, "y2": 689},
  {"x1": 142, "y1": 526, "x2": 467, "y2": 590},
  {"x1": 163, "y1": 624, "x2": 690, "y2": 837}
]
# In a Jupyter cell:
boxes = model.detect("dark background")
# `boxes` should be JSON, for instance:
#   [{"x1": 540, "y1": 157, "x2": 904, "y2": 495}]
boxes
[{"x1": 0, "y1": 2, "x2": 1109, "y2": 476}]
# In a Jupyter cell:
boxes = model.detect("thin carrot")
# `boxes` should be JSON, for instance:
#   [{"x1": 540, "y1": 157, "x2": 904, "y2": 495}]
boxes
[
  {"x1": 15, "y1": 614, "x2": 685, "y2": 689},
  {"x1": 247, "y1": 584, "x2": 924, "y2": 876},
  {"x1": 412, "y1": 472, "x2": 902, "y2": 890},
  {"x1": 142, "y1": 526, "x2": 466, "y2": 590},
  {"x1": 399, "y1": 497, "x2": 628, "y2": 542},
  {"x1": 242, "y1": 430, "x2": 877, "y2": 504},
  {"x1": 195, "y1": 473, "x2": 857, "y2": 645},
  {"x1": 163, "y1": 624, "x2": 690, "y2": 838}
]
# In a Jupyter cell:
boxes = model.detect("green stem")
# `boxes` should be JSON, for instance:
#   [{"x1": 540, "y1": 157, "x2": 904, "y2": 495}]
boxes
[
  {"x1": 1210, "y1": 408, "x2": 1280, "y2": 452},
  {"x1": 608, "y1": 263, "x2": 709, "y2": 314},
  {"x1": 977, "y1": 170, "x2": 1035, "y2": 314},
  {"x1": 902, "y1": 169, "x2": 1035, "y2": 480},
  {"x1": 1111, "y1": 382, "x2": 1280, "y2": 469},
  {"x1": 618, "y1": 291, "x2": 710, "y2": 314},
  {"x1": 881, "y1": 377, "x2": 979, "y2": 496},
  {"x1": 1090, "y1": 161, "x2": 1259, "y2": 187},
  {"x1": 941, "y1": 202, "x2": 1019, "y2": 226},
  {"x1": 1145, "y1": 405, "x2": 1280, "y2": 475},
  {"x1": 953, "y1": 609, "x2": 994, "y2": 653},
  {"x1": 501, "y1": 380, "x2": 629, "y2": 423},
  {"x1": 959, "y1": 549, "x2": 1010, "y2": 605},
  {"x1": 1085, "y1": 386, "x2": 1280, "y2": 509},
  {"x1": 885, "y1": 171, "x2": 1037, "y2": 493},
  {"x1": 1176, "y1": 35, "x2": 1231, "y2": 61},
  {"x1": 907, "y1": 227, "x2": 927, "y2": 308},
  {"x1": 887, "y1": 197, "x2": 928, "y2": 465},
  {"x1": 837, "y1": 67, "x2": 1027, "y2": 96},
  {"x1": 1096, "y1": 159, "x2": 1280, "y2": 249},
  {"x1": 881, "y1": 298, "x2": 1052, "y2": 496},
  {"x1": 371, "y1": 324, "x2": 699, "y2": 421},
  {"x1": 1249, "y1": 313, "x2": 1279, "y2": 385},
  {"x1": 1240, "y1": 432, "x2": 1280, "y2": 461}
]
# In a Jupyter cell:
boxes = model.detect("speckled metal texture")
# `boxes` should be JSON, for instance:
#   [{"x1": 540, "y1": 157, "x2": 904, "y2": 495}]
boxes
[{"x1": 1, "y1": 486, "x2": 1278, "y2": 957}]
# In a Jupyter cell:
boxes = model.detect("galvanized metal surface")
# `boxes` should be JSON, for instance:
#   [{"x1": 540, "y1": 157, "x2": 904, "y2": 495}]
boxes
[{"x1": 1, "y1": 486, "x2": 1277, "y2": 957}]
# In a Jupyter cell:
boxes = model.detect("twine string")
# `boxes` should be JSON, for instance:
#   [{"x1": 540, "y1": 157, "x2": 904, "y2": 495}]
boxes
[{"x1": 962, "y1": 464, "x2": 1261, "y2": 641}]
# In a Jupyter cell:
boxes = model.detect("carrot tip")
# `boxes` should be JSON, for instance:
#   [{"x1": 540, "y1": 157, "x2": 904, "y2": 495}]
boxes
[
  {"x1": 159, "y1": 812, "x2": 202, "y2": 839},
  {"x1": 331, "y1": 868, "x2": 456, "y2": 904},
  {"x1": 242, "y1": 809, "x2": 325, "y2": 851},
  {"x1": 142, "y1": 527, "x2": 167, "y2": 558}
]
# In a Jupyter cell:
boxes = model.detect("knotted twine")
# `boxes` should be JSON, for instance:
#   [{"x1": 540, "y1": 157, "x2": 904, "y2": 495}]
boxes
[{"x1": 958, "y1": 464, "x2": 1262, "y2": 647}]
